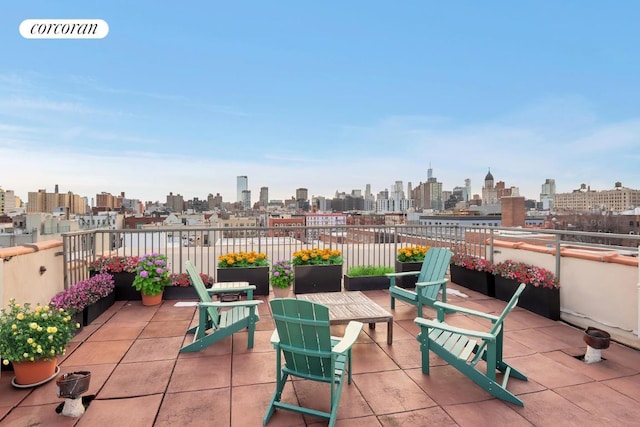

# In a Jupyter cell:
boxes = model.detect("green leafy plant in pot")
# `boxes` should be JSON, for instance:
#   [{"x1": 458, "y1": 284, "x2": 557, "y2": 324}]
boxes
[
  {"x1": 270, "y1": 260, "x2": 294, "y2": 298},
  {"x1": 132, "y1": 253, "x2": 172, "y2": 305}
]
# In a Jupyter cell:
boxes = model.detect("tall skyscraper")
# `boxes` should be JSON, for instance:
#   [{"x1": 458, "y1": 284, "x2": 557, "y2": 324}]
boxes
[
  {"x1": 237, "y1": 176, "x2": 248, "y2": 203},
  {"x1": 259, "y1": 187, "x2": 269, "y2": 208},
  {"x1": 464, "y1": 179, "x2": 471, "y2": 202},
  {"x1": 540, "y1": 179, "x2": 556, "y2": 210}
]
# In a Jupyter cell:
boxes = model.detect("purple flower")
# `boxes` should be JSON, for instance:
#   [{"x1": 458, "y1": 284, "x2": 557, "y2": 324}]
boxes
[
  {"x1": 140, "y1": 271, "x2": 148, "y2": 278},
  {"x1": 156, "y1": 268, "x2": 164, "y2": 274}
]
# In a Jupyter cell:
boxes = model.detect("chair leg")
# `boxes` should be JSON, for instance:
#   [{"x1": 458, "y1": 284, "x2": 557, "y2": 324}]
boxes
[{"x1": 264, "y1": 370, "x2": 289, "y2": 425}]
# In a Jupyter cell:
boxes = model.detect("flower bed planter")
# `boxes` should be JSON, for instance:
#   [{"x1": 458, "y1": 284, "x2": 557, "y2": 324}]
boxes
[
  {"x1": 343, "y1": 274, "x2": 390, "y2": 291},
  {"x1": 450, "y1": 264, "x2": 495, "y2": 297},
  {"x1": 394, "y1": 261, "x2": 423, "y2": 288},
  {"x1": 494, "y1": 276, "x2": 560, "y2": 320},
  {"x1": 217, "y1": 266, "x2": 269, "y2": 296},
  {"x1": 90, "y1": 271, "x2": 140, "y2": 301},
  {"x1": 294, "y1": 264, "x2": 342, "y2": 294},
  {"x1": 163, "y1": 286, "x2": 199, "y2": 300},
  {"x1": 83, "y1": 291, "x2": 115, "y2": 326}
]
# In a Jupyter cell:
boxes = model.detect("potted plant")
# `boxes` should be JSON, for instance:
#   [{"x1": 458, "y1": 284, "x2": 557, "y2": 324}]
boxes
[
  {"x1": 270, "y1": 260, "x2": 295, "y2": 298},
  {"x1": 88, "y1": 255, "x2": 140, "y2": 301},
  {"x1": 164, "y1": 272, "x2": 215, "y2": 300},
  {"x1": 132, "y1": 253, "x2": 172, "y2": 306},
  {"x1": 292, "y1": 248, "x2": 343, "y2": 294},
  {"x1": 344, "y1": 265, "x2": 395, "y2": 291},
  {"x1": 492, "y1": 260, "x2": 560, "y2": 320},
  {"x1": 0, "y1": 299, "x2": 79, "y2": 386},
  {"x1": 450, "y1": 247, "x2": 495, "y2": 296},
  {"x1": 50, "y1": 273, "x2": 116, "y2": 326},
  {"x1": 394, "y1": 245, "x2": 430, "y2": 288},
  {"x1": 217, "y1": 251, "x2": 270, "y2": 295}
]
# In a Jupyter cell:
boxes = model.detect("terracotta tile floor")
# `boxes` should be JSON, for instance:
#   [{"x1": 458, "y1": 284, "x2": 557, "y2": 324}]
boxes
[{"x1": 2, "y1": 285, "x2": 640, "y2": 426}]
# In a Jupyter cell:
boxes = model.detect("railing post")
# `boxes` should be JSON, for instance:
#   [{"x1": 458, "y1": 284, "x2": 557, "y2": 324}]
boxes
[
  {"x1": 489, "y1": 228, "x2": 495, "y2": 264},
  {"x1": 555, "y1": 233, "x2": 562, "y2": 280},
  {"x1": 637, "y1": 245, "x2": 640, "y2": 338}
]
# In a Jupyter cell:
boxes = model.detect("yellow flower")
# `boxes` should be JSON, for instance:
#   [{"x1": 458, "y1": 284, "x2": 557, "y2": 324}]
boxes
[
  {"x1": 23, "y1": 352, "x2": 29, "y2": 358},
  {"x1": 47, "y1": 326, "x2": 58, "y2": 334},
  {"x1": 11, "y1": 324, "x2": 17, "y2": 330},
  {"x1": 2, "y1": 359, "x2": 8, "y2": 365},
  {"x1": 16, "y1": 313, "x2": 24, "y2": 320},
  {"x1": 27, "y1": 338, "x2": 34, "y2": 344},
  {"x1": 29, "y1": 322, "x2": 38, "y2": 329},
  {"x1": 43, "y1": 306, "x2": 50, "y2": 312},
  {"x1": 35, "y1": 306, "x2": 42, "y2": 313}
]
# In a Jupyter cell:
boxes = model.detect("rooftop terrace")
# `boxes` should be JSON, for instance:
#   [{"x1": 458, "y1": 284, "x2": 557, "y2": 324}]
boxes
[{"x1": 2, "y1": 284, "x2": 640, "y2": 426}]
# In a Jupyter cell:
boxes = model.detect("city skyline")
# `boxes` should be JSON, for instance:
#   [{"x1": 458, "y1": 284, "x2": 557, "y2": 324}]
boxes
[{"x1": 2, "y1": 2, "x2": 639, "y2": 203}]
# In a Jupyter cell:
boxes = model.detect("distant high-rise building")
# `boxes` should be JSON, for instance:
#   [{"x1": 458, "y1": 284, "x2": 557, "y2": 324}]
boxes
[
  {"x1": 237, "y1": 176, "x2": 248, "y2": 203},
  {"x1": 296, "y1": 188, "x2": 309, "y2": 211},
  {"x1": 241, "y1": 190, "x2": 251, "y2": 210},
  {"x1": 464, "y1": 178, "x2": 471, "y2": 202},
  {"x1": 27, "y1": 188, "x2": 87, "y2": 214},
  {"x1": 259, "y1": 187, "x2": 269, "y2": 208},
  {"x1": 166, "y1": 192, "x2": 184, "y2": 212},
  {"x1": 208, "y1": 193, "x2": 223, "y2": 209},
  {"x1": 482, "y1": 169, "x2": 498, "y2": 205},
  {"x1": 540, "y1": 179, "x2": 556, "y2": 210},
  {"x1": 0, "y1": 187, "x2": 16, "y2": 213}
]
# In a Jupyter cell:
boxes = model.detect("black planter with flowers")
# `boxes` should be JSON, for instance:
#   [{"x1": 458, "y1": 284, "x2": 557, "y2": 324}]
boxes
[
  {"x1": 83, "y1": 291, "x2": 116, "y2": 326},
  {"x1": 494, "y1": 276, "x2": 560, "y2": 320},
  {"x1": 217, "y1": 251, "x2": 270, "y2": 296},
  {"x1": 294, "y1": 264, "x2": 342, "y2": 294},
  {"x1": 217, "y1": 267, "x2": 270, "y2": 296},
  {"x1": 88, "y1": 255, "x2": 140, "y2": 301},
  {"x1": 450, "y1": 264, "x2": 495, "y2": 297},
  {"x1": 393, "y1": 261, "x2": 423, "y2": 288},
  {"x1": 492, "y1": 260, "x2": 560, "y2": 321}
]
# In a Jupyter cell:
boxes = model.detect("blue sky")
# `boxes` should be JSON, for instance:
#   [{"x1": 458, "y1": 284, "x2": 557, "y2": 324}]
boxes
[{"x1": 1, "y1": 1, "x2": 639, "y2": 204}]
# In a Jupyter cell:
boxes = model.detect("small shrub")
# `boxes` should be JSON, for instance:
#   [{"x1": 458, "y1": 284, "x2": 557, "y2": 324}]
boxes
[{"x1": 347, "y1": 265, "x2": 395, "y2": 276}]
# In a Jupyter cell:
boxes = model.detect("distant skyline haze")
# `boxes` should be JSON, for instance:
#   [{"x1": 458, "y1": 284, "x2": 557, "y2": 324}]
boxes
[{"x1": 1, "y1": 1, "x2": 639, "y2": 203}]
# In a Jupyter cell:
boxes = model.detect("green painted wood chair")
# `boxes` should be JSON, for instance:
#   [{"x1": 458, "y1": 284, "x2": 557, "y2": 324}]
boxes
[
  {"x1": 180, "y1": 260, "x2": 262, "y2": 353},
  {"x1": 387, "y1": 247, "x2": 452, "y2": 320},
  {"x1": 264, "y1": 299, "x2": 363, "y2": 427},
  {"x1": 415, "y1": 283, "x2": 528, "y2": 406}
]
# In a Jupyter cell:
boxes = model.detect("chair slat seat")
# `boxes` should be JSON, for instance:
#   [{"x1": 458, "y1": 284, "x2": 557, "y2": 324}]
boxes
[
  {"x1": 387, "y1": 248, "x2": 452, "y2": 320},
  {"x1": 415, "y1": 283, "x2": 529, "y2": 406}
]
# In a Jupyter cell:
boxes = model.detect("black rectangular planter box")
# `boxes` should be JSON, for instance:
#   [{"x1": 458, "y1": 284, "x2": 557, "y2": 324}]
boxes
[
  {"x1": 393, "y1": 261, "x2": 423, "y2": 288},
  {"x1": 83, "y1": 291, "x2": 116, "y2": 326},
  {"x1": 449, "y1": 264, "x2": 495, "y2": 297},
  {"x1": 91, "y1": 271, "x2": 140, "y2": 301},
  {"x1": 343, "y1": 274, "x2": 390, "y2": 291},
  {"x1": 494, "y1": 276, "x2": 560, "y2": 320},
  {"x1": 217, "y1": 266, "x2": 270, "y2": 296},
  {"x1": 163, "y1": 286, "x2": 199, "y2": 300},
  {"x1": 294, "y1": 264, "x2": 342, "y2": 294}
]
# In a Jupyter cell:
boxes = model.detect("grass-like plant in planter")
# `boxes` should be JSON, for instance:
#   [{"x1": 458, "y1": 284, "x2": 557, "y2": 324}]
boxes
[{"x1": 344, "y1": 265, "x2": 395, "y2": 291}]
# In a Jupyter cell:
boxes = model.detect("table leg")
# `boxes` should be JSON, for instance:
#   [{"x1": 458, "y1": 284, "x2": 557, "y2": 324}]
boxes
[
  {"x1": 387, "y1": 319, "x2": 393, "y2": 345},
  {"x1": 368, "y1": 322, "x2": 376, "y2": 329}
]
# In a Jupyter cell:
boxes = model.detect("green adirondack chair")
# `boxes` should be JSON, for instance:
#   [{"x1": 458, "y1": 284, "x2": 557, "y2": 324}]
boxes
[
  {"x1": 180, "y1": 260, "x2": 262, "y2": 352},
  {"x1": 414, "y1": 283, "x2": 528, "y2": 406},
  {"x1": 387, "y1": 247, "x2": 452, "y2": 320},
  {"x1": 264, "y1": 299, "x2": 363, "y2": 427}
]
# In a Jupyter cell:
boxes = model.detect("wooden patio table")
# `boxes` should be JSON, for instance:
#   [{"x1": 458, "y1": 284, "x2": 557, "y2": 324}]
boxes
[{"x1": 297, "y1": 291, "x2": 393, "y2": 345}]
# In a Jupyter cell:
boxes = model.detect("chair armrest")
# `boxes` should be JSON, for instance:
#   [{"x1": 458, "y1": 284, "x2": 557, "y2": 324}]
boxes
[
  {"x1": 332, "y1": 321, "x2": 363, "y2": 354},
  {"x1": 414, "y1": 317, "x2": 495, "y2": 341},
  {"x1": 207, "y1": 283, "x2": 256, "y2": 294},
  {"x1": 270, "y1": 329, "x2": 279, "y2": 345},
  {"x1": 198, "y1": 300, "x2": 263, "y2": 309},
  {"x1": 415, "y1": 278, "x2": 448, "y2": 288},
  {"x1": 432, "y1": 300, "x2": 499, "y2": 321},
  {"x1": 385, "y1": 271, "x2": 420, "y2": 278}
]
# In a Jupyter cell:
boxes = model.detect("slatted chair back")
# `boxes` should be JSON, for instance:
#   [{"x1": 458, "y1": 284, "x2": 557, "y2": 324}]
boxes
[
  {"x1": 270, "y1": 298, "x2": 334, "y2": 381},
  {"x1": 185, "y1": 260, "x2": 219, "y2": 330},
  {"x1": 416, "y1": 247, "x2": 452, "y2": 300}
]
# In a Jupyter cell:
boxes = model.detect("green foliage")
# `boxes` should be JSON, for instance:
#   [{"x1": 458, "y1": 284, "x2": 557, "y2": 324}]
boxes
[
  {"x1": 270, "y1": 260, "x2": 294, "y2": 289},
  {"x1": 0, "y1": 299, "x2": 78, "y2": 364},
  {"x1": 346, "y1": 265, "x2": 394, "y2": 277},
  {"x1": 132, "y1": 253, "x2": 172, "y2": 296}
]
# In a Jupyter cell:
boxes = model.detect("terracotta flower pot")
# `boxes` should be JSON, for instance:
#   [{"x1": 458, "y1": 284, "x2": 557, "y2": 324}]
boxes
[
  {"x1": 12, "y1": 357, "x2": 58, "y2": 386},
  {"x1": 272, "y1": 287, "x2": 291, "y2": 298},
  {"x1": 141, "y1": 291, "x2": 163, "y2": 306}
]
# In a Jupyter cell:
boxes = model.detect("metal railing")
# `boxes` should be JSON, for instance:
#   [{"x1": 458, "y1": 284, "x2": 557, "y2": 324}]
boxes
[{"x1": 62, "y1": 224, "x2": 640, "y2": 288}]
